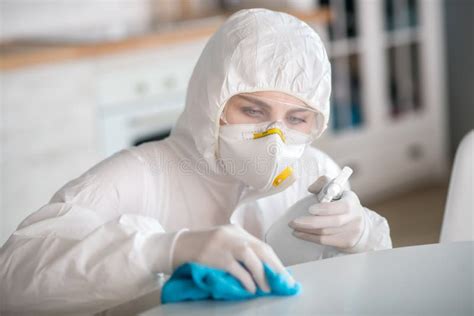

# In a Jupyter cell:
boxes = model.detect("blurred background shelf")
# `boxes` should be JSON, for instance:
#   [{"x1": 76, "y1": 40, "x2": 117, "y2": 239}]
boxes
[
  {"x1": 0, "y1": 10, "x2": 330, "y2": 70},
  {"x1": 313, "y1": 0, "x2": 448, "y2": 204}
]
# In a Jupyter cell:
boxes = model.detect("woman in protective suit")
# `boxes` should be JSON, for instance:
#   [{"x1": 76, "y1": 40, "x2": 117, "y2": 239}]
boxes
[{"x1": 0, "y1": 8, "x2": 391, "y2": 313}]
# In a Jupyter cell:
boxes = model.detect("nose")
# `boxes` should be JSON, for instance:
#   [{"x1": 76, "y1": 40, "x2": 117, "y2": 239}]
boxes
[{"x1": 253, "y1": 126, "x2": 286, "y2": 143}]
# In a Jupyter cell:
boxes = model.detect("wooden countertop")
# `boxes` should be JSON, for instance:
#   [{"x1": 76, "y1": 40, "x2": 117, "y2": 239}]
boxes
[{"x1": 0, "y1": 10, "x2": 330, "y2": 71}]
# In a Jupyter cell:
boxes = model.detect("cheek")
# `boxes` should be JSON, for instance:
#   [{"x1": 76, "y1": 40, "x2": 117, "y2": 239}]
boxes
[
  {"x1": 302, "y1": 123, "x2": 314, "y2": 134},
  {"x1": 294, "y1": 126, "x2": 312, "y2": 134},
  {"x1": 298, "y1": 115, "x2": 317, "y2": 133},
  {"x1": 300, "y1": 125, "x2": 311, "y2": 134},
  {"x1": 225, "y1": 108, "x2": 247, "y2": 124}
]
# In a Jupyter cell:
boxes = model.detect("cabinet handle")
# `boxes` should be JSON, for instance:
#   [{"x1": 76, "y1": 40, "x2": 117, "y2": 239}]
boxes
[
  {"x1": 162, "y1": 76, "x2": 177, "y2": 90},
  {"x1": 135, "y1": 81, "x2": 149, "y2": 96},
  {"x1": 407, "y1": 143, "x2": 424, "y2": 161}
]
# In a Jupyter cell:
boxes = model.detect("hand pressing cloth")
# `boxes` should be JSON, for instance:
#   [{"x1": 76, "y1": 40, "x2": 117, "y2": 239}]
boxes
[{"x1": 161, "y1": 262, "x2": 301, "y2": 303}]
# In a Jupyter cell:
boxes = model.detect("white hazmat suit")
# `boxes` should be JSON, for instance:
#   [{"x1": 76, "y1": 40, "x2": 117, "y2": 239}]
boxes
[{"x1": 0, "y1": 9, "x2": 391, "y2": 314}]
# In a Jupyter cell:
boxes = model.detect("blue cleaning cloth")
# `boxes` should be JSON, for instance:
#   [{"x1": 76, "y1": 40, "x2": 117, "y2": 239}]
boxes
[{"x1": 161, "y1": 262, "x2": 301, "y2": 304}]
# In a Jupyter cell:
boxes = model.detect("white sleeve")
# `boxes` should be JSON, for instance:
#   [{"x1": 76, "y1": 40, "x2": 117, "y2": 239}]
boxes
[{"x1": 0, "y1": 149, "x2": 184, "y2": 314}]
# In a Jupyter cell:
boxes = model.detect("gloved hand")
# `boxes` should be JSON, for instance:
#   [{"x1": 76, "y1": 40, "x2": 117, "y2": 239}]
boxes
[
  {"x1": 171, "y1": 224, "x2": 295, "y2": 295},
  {"x1": 288, "y1": 175, "x2": 369, "y2": 252}
]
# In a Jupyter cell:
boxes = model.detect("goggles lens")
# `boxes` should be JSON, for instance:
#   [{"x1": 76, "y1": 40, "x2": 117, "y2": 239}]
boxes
[{"x1": 221, "y1": 93, "x2": 321, "y2": 135}]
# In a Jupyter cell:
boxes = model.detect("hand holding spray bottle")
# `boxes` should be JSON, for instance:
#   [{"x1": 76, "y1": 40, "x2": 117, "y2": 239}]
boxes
[
  {"x1": 265, "y1": 167, "x2": 353, "y2": 266},
  {"x1": 315, "y1": 166, "x2": 353, "y2": 204}
]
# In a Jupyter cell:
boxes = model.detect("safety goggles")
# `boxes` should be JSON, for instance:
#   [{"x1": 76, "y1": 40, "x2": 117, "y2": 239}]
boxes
[{"x1": 221, "y1": 93, "x2": 322, "y2": 136}]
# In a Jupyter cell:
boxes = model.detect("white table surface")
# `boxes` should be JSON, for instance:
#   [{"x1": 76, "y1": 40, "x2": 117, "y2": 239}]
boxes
[{"x1": 138, "y1": 241, "x2": 473, "y2": 316}]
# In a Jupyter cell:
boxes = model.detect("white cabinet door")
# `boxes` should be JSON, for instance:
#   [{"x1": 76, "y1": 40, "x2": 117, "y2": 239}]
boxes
[{"x1": 1, "y1": 61, "x2": 100, "y2": 244}]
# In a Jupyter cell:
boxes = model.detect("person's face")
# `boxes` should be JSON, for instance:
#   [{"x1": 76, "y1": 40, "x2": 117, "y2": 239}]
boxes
[{"x1": 220, "y1": 91, "x2": 317, "y2": 134}]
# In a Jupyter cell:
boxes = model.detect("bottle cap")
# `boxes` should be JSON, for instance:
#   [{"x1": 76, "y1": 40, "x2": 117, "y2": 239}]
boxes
[{"x1": 333, "y1": 166, "x2": 353, "y2": 188}]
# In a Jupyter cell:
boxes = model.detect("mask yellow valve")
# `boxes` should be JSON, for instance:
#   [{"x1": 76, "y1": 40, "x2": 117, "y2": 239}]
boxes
[{"x1": 272, "y1": 166, "x2": 293, "y2": 187}]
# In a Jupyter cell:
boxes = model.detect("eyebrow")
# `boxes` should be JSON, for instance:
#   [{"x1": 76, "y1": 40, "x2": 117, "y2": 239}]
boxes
[
  {"x1": 238, "y1": 94, "x2": 314, "y2": 113},
  {"x1": 238, "y1": 95, "x2": 272, "y2": 110},
  {"x1": 287, "y1": 108, "x2": 313, "y2": 114}
]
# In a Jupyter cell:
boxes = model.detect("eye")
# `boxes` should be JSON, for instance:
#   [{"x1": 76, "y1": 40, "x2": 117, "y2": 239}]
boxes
[
  {"x1": 287, "y1": 115, "x2": 307, "y2": 125},
  {"x1": 242, "y1": 106, "x2": 265, "y2": 117}
]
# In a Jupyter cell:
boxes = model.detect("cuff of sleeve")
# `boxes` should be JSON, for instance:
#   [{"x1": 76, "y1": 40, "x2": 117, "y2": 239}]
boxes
[
  {"x1": 168, "y1": 228, "x2": 189, "y2": 273},
  {"x1": 344, "y1": 208, "x2": 371, "y2": 253},
  {"x1": 145, "y1": 228, "x2": 189, "y2": 275}
]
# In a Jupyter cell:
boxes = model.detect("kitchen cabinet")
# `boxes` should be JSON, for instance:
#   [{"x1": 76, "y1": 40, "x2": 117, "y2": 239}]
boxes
[
  {"x1": 0, "y1": 40, "x2": 207, "y2": 245},
  {"x1": 1, "y1": 61, "x2": 100, "y2": 243}
]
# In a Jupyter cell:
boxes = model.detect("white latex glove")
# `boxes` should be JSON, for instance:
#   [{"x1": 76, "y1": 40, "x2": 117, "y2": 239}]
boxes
[
  {"x1": 171, "y1": 224, "x2": 295, "y2": 294},
  {"x1": 288, "y1": 175, "x2": 369, "y2": 252}
]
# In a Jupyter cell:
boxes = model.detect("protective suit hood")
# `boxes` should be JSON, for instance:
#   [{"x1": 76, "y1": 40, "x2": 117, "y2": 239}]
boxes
[{"x1": 173, "y1": 8, "x2": 332, "y2": 171}]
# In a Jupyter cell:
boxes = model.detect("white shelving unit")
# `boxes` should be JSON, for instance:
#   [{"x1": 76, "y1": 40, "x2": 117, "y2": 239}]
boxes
[{"x1": 309, "y1": 0, "x2": 448, "y2": 202}]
